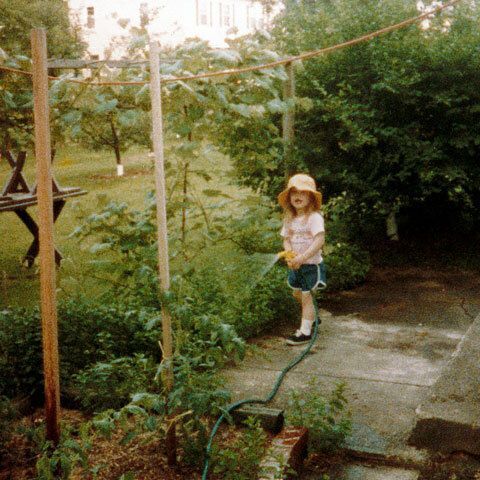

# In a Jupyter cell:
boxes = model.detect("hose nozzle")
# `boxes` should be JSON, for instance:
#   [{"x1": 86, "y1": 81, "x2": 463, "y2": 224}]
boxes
[{"x1": 278, "y1": 250, "x2": 296, "y2": 262}]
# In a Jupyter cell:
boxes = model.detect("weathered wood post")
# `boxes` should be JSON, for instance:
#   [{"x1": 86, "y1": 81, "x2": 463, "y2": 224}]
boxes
[
  {"x1": 282, "y1": 61, "x2": 295, "y2": 179},
  {"x1": 149, "y1": 41, "x2": 177, "y2": 465},
  {"x1": 31, "y1": 28, "x2": 61, "y2": 445}
]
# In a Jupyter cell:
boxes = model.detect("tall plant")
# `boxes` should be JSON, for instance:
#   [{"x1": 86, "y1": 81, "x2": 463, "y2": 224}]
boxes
[{"x1": 221, "y1": 0, "x2": 480, "y2": 238}]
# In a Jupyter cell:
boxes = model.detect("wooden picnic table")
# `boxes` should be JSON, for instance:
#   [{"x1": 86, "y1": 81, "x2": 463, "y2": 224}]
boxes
[{"x1": 1, "y1": 150, "x2": 87, "y2": 267}]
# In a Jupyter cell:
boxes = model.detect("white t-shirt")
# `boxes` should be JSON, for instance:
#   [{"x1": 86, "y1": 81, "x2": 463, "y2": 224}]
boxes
[{"x1": 280, "y1": 212, "x2": 325, "y2": 264}]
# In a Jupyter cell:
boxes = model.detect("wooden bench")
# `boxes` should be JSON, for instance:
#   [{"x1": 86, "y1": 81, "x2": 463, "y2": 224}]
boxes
[{"x1": 1, "y1": 150, "x2": 87, "y2": 267}]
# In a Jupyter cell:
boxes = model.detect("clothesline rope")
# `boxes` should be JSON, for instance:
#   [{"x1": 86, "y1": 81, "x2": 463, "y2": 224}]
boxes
[{"x1": 0, "y1": 0, "x2": 461, "y2": 87}]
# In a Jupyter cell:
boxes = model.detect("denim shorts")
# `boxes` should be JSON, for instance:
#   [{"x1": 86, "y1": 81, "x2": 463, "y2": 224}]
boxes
[{"x1": 287, "y1": 263, "x2": 327, "y2": 293}]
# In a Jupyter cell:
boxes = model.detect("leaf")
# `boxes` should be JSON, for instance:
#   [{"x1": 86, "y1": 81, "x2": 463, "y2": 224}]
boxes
[
  {"x1": 122, "y1": 404, "x2": 147, "y2": 416},
  {"x1": 95, "y1": 98, "x2": 118, "y2": 114},
  {"x1": 89, "y1": 243, "x2": 111, "y2": 253},
  {"x1": 135, "y1": 84, "x2": 150, "y2": 103},
  {"x1": 144, "y1": 416, "x2": 157, "y2": 431},
  {"x1": 202, "y1": 189, "x2": 232, "y2": 198},
  {"x1": 61, "y1": 110, "x2": 82, "y2": 125},
  {"x1": 267, "y1": 98, "x2": 287, "y2": 114},
  {"x1": 145, "y1": 315, "x2": 161, "y2": 331},
  {"x1": 118, "y1": 110, "x2": 139, "y2": 127},
  {"x1": 210, "y1": 49, "x2": 242, "y2": 64},
  {"x1": 229, "y1": 103, "x2": 251, "y2": 117}
]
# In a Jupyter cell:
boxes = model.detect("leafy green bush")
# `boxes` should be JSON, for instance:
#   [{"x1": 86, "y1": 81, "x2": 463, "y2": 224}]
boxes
[
  {"x1": 73, "y1": 354, "x2": 158, "y2": 412},
  {"x1": 34, "y1": 422, "x2": 94, "y2": 480},
  {"x1": 0, "y1": 396, "x2": 17, "y2": 455},
  {"x1": 285, "y1": 381, "x2": 352, "y2": 453},
  {"x1": 224, "y1": 200, "x2": 283, "y2": 255},
  {"x1": 227, "y1": 263, "x2": 297, "y2": 337},
  {"x1": 0, "y1": 300, "x2": 160, "y2": 402},
  {"x1": 323, "y1": 243, "x2": 370, "y2": 291},
  {"x1": 173, "y1": 363, "x2": 232, "y2": 467},
  {"x1": 211, "y1": 417, "x2": 270, "y2": 480}
]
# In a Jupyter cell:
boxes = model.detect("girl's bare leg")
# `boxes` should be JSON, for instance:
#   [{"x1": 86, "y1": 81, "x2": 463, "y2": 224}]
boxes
[
  {"x1": 292, "y1": 290, "x2": 302, "y2": 303},
  {"x1": 301, "y1": 292, "x2": 315, "y2": 322}
]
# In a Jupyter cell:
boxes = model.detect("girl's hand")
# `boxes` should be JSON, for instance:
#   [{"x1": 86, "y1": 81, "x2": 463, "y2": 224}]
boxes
[{"x1": 288, "y1": 254, "x2": 305, "y2": 270}]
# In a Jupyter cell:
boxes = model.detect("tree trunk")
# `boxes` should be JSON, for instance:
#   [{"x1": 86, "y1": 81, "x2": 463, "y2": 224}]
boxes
[
  {"x1": 386, "y1": 210, "x2": 399, "y2": 241},
  {"x1": 109, "y1": 118, "x2": 123, "y2": 176},
  {"x1": 182, "y1": 161, "x2": 189, "y2": 246}
]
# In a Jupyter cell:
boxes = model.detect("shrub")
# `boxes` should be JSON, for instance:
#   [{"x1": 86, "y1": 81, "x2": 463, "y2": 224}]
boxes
[
  {"x1": 285, "y1": 380, "x2": 352, "y2": 453},
  {"x1": 227, "y1": 263, "x2": 297, "y2": 337},
  {"x1": 0, "y1": 299, "x2": 160, "y2": 402},
  {"x1": 0, "y1": 396, "x2": 17, "y2": 455},
  {"x1": 73, "y1": 354, "x2": 158, "y2": 413},
  {"x1": 224, "y1": 200, "x2": 283, "y2": 255},
  {"x1": 0, "y1": 307, "x2": 44, "y2": 401},
  {"x1": 323, "y1": 243, "x2": 370, "y2": 291},
  {"x1": 173, "y1": 363, "x2": 232, "y2": 467},
  {"x1": 211, "y1": 417, "x2": 270, "y2": 480}
]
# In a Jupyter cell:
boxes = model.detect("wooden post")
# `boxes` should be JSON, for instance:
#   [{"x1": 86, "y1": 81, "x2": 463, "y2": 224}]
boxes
[
  {"x1": 31, "y1": 28, "x2": 60, "y2": 445},
  {"x1": 149, "y1": 41, "x2": 176, "y2": 465},
  {"x1": 282, "y1": 61, "x2": 295, "y2": 179}
]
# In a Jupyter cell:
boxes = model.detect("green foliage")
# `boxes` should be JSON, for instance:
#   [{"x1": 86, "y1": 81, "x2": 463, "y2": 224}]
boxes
[
  {"x1": 172, "y1": 364, "x2": 232, "y2": 466},
  {"x1": 0, "y1": 396, "x2": 17, "y2": 455},
  {"x1": 0, "y1": 307, "x2": 43, "y2": 400},
  {"x1": 0, "y1": 0, "x2": 85, "y2": 149},
  {"x1": 73, "y1": 355, "x2": 158, "y2": 413},
  {"x1": 0, "y1": 300, "x2": 160, "y2": 402},
  {"x1": 70, "y1": 197, "x2": 160, "y2": 307},
  {"x1": 0, "y1": 0, "x2": 84, "y2": 58},
  {"x1": 227, "y1": 263, "x2": 297, "y2": 337},
  {"x1": 211, "y1": 417, "x2": 270, "y2": 480},
  {"x1": 286, "y1": 380, "x2": 352, "y2": 453},
  {"x1": 224, "y1": 199, "x2": 283, "y2": 254},
  {"x1": 323, "y1": 243, "x2": 370, "y2": 292},
  {"x1": 220, "y1": 0, "x2": 480, "y2": 235},
  {"x1": 61, "y1": 82, "x2": 152, "y2": 166},
  {"x1": 34, "y1": 422, "x2": 94, "y2": 480}
]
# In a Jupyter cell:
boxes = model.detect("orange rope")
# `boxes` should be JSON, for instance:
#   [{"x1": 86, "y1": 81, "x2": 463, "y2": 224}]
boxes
[{"x1": 0, "y1": 0, "x2": 461, "y2": 86}]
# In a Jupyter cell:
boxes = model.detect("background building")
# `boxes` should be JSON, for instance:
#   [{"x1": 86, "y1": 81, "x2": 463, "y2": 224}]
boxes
[{"x1": 68, "y1": 0, "x2": 272, "y2": 59}]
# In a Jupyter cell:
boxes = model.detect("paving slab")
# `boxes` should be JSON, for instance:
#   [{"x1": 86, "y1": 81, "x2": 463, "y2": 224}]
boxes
[
  {"x1": 409, "y1": 313, "x2": 480, "y2": 455},
  {"x1": 322, "y1": 267, "x2": 480, "y2": 330},
  {"x1": 224, "y1": 309, "x2": 468, "y2": 456},
  {"x1": 337, "y1": 464, "x2": 419, "y2": 480}
]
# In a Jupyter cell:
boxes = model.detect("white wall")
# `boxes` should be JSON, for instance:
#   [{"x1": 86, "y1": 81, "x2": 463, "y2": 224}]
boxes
[{"x1": 68, "y1": 0, "x2": 270, "y2": 58}]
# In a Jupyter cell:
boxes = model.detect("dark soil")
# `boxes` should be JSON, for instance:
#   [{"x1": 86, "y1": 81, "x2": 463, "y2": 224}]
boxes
[{"x1": 0, "y1": 409, "x2": 235, "y2": 480}]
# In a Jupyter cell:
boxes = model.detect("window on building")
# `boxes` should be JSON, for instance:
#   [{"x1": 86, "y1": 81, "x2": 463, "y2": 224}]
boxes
[
  {"x1": 223, "y1": 4, "x2": 230, "y2": 27},
  {"x1": 87, "y1": 6, "x2": 95, "y2": 29},
  {"x1": 197, "y1": 0, "x2": 208, "y2": 25},
  {"x1": 219, "y1": 2, "x2": 235, "y2": 28}
]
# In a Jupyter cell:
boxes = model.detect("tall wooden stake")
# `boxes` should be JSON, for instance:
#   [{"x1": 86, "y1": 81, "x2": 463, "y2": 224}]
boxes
[
  {"x1": 282, "y1": 61, "x2": 295, "y2": 179},
  {"x1": 149, "y1": 41, "x2": 176, "y2": 465},
  {"x1": 31, "y1": 28, "x2": 60, "y2": 445}
]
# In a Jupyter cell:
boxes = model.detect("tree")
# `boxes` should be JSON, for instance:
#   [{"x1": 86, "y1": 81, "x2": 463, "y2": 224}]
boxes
[
  {"x1": 0, "y1": 0, "x2": 85, "y2": 150},
  {"x1": 226, "y1": 0, "x2": 480, "y2": 238},
  {"x1": 63, "y1": 79, "x2": 151, "y2": 175}
]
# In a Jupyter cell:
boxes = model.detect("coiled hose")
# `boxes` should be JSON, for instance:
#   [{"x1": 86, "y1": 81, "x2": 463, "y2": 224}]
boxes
[{"x1": 201, "y1": 280, "x2": 321, "y2": 479}]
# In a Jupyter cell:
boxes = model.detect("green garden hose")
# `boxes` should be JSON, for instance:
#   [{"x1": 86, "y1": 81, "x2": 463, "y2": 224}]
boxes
[{"x1": 201, "y1": 276, "x2": 321, "y2": 479}]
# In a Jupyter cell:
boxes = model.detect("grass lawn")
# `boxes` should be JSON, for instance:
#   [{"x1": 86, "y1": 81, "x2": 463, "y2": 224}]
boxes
[{"x1": 0, "y1": 144, "x2": 252, "y2": 308}]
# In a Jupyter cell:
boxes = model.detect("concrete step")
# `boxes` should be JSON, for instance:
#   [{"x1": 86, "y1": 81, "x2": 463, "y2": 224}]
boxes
[
  {"x1": 409, "y1": 314, "x2": 480, "y2": 455},
  {"x1": 338, "y1": 464, "x2": 419, "y2": 480}
]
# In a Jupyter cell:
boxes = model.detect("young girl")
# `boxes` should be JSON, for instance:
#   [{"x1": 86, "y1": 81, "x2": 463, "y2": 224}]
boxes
[{"x1": 278, "y1": 173, "x2": 326, "y2": 345}]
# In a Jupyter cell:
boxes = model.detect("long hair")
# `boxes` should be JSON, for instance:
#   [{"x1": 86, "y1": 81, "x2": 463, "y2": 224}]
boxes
[{"x1": 282, "y1": 190, "x2": 320, "y2": 223}]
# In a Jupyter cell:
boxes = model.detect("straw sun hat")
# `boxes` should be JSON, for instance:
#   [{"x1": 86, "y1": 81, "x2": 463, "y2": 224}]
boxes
[{"x1": 278, "y1": 173, "x2": 322, "y2": 210}]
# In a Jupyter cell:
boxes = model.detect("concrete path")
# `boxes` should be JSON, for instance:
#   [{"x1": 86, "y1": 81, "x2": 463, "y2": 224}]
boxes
[{"x1": 223, "y1": 267, "x2": 480, "y2": 478}]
